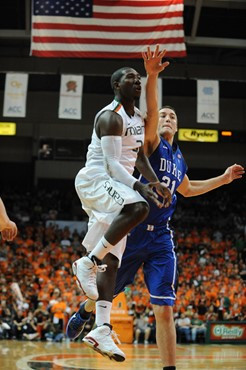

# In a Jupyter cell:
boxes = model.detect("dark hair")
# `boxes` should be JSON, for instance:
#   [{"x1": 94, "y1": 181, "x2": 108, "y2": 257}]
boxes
[
  {"x1": 110, "y1": 67, "x2": 131, "y2": 90},
  {"x1": 160, "y1": 105, "x2": 177, "y2": 114}
]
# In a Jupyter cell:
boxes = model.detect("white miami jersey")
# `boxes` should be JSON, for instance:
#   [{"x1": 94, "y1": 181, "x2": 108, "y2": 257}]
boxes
[{"x1": 81, "y1": 99, "x2": 145, "y2": 179}]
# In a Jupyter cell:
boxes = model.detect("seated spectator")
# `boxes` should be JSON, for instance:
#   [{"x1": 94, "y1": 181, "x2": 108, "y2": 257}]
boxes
[
  {"x1": 12, "y1": 309, "x2": 25, "y2": 340},
  {"x1": 191, "y1": 313, "x2": 206, "y2": 343},
  {"x1": 22, "y1": 312, "x2": 39, "y2": 341},
  {"x1": 133, "y1": 312, "x2": 151, "y2": 345},
  {"x1": 176, "y1": 313, "x2": 191, "y2": 343},
  {"x1": 33, "y1": 303, "x2": 50, "y2": 340}
]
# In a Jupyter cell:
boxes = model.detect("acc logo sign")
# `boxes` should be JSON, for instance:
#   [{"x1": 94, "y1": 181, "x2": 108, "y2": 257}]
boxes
[
  {"x1": 63, "y1": 108, "x2": 77, "y2": 115},
  {"x1": 8, "y1": 106, "x2": 22, "y2": 113},
  {"x1": 201, "y1": 112, "x2": 215, "y2": 119}
]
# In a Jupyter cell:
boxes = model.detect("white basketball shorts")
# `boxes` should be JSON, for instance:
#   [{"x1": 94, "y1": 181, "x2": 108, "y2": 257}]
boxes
[{"x1": 75, "y1": 172, "x2": 147, "y2": 264}]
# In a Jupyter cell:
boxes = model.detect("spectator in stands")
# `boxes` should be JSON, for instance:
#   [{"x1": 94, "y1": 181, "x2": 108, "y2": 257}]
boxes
[
  {"x1": 22, "y1": 311, "x2": 39, "y2": 341},
  {"x1": 51, "y1": 296, "x2": 67, "y2": 332},
  {"x1": 217, "y1": 291, "x2": 231, "y2": 320},
  {"x1": 133, "y1": 312, "x2": 151, "y2": 345},
  {"x1": 176, "y1": 313, "x2": 191, "y2": 343},
  {"x1": 12, "y1": 309, "x2": 26, "y2": 340},
  {"x1": 191, "y1": 313, "x2": 206, "y2": 343}
]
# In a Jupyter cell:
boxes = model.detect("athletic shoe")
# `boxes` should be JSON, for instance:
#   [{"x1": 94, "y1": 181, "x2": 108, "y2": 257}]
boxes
[
  {"x1": 66, "y1": 302, "x2": 91, "y2": 340},
  {"x1": 82, "y1": 324, "x2": 125, "y2": 362},
  {"x1": 72, "y1": 256, "x2": 107, "y2": 301}
]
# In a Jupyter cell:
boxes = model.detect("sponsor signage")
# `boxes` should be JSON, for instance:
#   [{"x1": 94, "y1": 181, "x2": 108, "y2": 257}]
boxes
[
  {"x1": 0, "y1": 122, "x2": 16, "y2": 135},
  {"x1": 178, "y1": 128, "x2": 218, "y2": 142},
  {"x1": 207, "y1": 322, "x2": 246, "y2": 343}
]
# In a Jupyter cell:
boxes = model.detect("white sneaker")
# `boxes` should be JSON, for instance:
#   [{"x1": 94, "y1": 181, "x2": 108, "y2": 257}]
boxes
[
  {"x1": 72, "y1": 256, "x2": 107, "y2": 301},
  {"x1": 83, "y1": 324, "x2": 126, "y2": 362}
]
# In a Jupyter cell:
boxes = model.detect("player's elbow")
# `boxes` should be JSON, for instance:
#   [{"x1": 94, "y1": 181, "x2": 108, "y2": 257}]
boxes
[{"x1": 180, "y1": 187, "x2": 193, "y2": 197}]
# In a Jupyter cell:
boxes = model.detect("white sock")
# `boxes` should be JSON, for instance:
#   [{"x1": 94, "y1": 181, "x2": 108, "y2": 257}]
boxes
[
  {"x1": 88, "y1": 236, "x2": 114, "y2": 261},
  {"x1": 96, "y1": 300, "x2": 112, "y2": 327}
]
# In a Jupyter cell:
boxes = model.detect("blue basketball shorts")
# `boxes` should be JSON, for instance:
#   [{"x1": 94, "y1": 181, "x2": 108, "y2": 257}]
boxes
[{"x1": 114, "y1": 223, "x2": 178, "y2": 306}]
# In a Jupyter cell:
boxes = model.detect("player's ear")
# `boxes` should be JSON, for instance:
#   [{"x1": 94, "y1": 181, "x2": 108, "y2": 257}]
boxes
[{"x1": 113, "y1": 81, "x2": 120, "y2": 91}]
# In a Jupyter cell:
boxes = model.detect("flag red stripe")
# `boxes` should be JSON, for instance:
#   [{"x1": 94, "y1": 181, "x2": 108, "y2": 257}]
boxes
[
  {"x1": 93, "y1": 0, "x2": 183, "y2": 6},
  {"x1": 31, "y1": 0, "x2": 186, "y2": 58},
  {"x1": 32, "y1": 50, "x2": 187, "y2": 58},
  {"x1": 33, "y1": 23, "x2": 184, "y2": 32},
  {"x1": 93, "y1": 11, "x2": 183, "y2": 20},
  {"x1": 33, "y1": 36, "x2": 185, "y2": 45}
]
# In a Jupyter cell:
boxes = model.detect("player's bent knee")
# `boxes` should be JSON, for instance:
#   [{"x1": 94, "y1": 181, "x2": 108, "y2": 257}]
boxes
[{"x1": 153, "y1": 305, "x2": 173, "y2": 322}]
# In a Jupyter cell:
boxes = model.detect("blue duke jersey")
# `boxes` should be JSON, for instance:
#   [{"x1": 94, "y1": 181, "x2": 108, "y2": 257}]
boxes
[
  {"x1": 140, "y1": 137, "x2": 187, "y2": 226},
  {"x1": 114, "y1": 137, "x2": 187, "y2": 306}
]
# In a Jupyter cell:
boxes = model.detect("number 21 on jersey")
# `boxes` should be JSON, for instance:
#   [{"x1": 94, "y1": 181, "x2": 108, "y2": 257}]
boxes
[{"x1": 161, "y1": 176, "x2": 176, "y2": 194}]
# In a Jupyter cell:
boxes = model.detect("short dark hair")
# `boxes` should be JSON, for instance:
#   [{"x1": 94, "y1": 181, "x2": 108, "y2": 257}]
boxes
[
  {"x1": 110, "y1": 67, "x2": 131, "y2": 90},
  {"x1": 160, "y1": 105, "x2": 177, "y2": 114}
]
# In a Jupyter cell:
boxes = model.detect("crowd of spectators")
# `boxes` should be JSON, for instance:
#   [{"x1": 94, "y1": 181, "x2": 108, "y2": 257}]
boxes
[{"x1": 0, "y1": 186, "x2": 245, "y2": 344}]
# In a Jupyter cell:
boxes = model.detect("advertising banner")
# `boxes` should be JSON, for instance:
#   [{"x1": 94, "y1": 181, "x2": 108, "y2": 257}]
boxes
[
  {"x1": 0, "y1": 122, "x2": 16, "y2": 135},
  {"x1": 207, "y1": 321, "x2": 246, "y2": 343},
  {"x1": 178, "y1": 129, "x2": 218, "y2": 142}
]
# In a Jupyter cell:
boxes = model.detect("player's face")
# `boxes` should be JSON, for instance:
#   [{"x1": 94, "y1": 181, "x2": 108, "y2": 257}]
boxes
[
  {"x1": 158, "y1": 107, "x2": 178, "y2": 138},
  {"x1": 118, "y1": 69, "x2": 142, "y2": 100}
]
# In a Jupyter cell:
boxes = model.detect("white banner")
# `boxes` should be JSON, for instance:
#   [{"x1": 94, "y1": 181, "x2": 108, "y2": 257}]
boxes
[
  {"x1": 59, "y1": 75, "x2": 83, "y2": 119},
  {"x1": 3, "y1": 73, "x2": 28, "y2": 117},
  {"x1": 197, "y1": 80, "x2": 219, "y2": 124},
  {"x1": 139, "y1": 77, "x2": 162, "y2": 116}
]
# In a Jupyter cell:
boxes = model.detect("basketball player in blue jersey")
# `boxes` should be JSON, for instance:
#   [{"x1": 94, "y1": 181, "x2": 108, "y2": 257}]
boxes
[
  {"x1": 69, "y1": 46, "x2": 171, "y2": 362},
  {"x1": 67, "y1": 47, "x2": 244, "y2": 368}
]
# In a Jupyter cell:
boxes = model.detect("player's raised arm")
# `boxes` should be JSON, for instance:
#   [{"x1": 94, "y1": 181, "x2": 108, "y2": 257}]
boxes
[{"x1": 142, "y1": 45, "x2": 169, "y2": 155}]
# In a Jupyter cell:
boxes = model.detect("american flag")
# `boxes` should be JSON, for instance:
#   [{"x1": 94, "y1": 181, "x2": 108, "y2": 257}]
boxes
[{"x1": 31, "y1": 0, "x2": 186, "y2": 58}]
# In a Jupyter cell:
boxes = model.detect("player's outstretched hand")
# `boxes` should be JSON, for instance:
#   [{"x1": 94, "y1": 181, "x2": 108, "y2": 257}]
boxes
[
  {"x1": 223, "y1": 164, "x2": 245, "y2": 184},
  {"x1": 142, "y1": 45, "x2": 170, "y2": 76},
  {"x1": 1, "y1": 220, "x2": 17, "y2": 241}
]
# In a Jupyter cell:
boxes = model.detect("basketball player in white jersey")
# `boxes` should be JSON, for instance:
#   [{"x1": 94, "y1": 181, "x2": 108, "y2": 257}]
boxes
[{"x1": 71, "y1": 47, "x2": 171, "y2": 361}]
